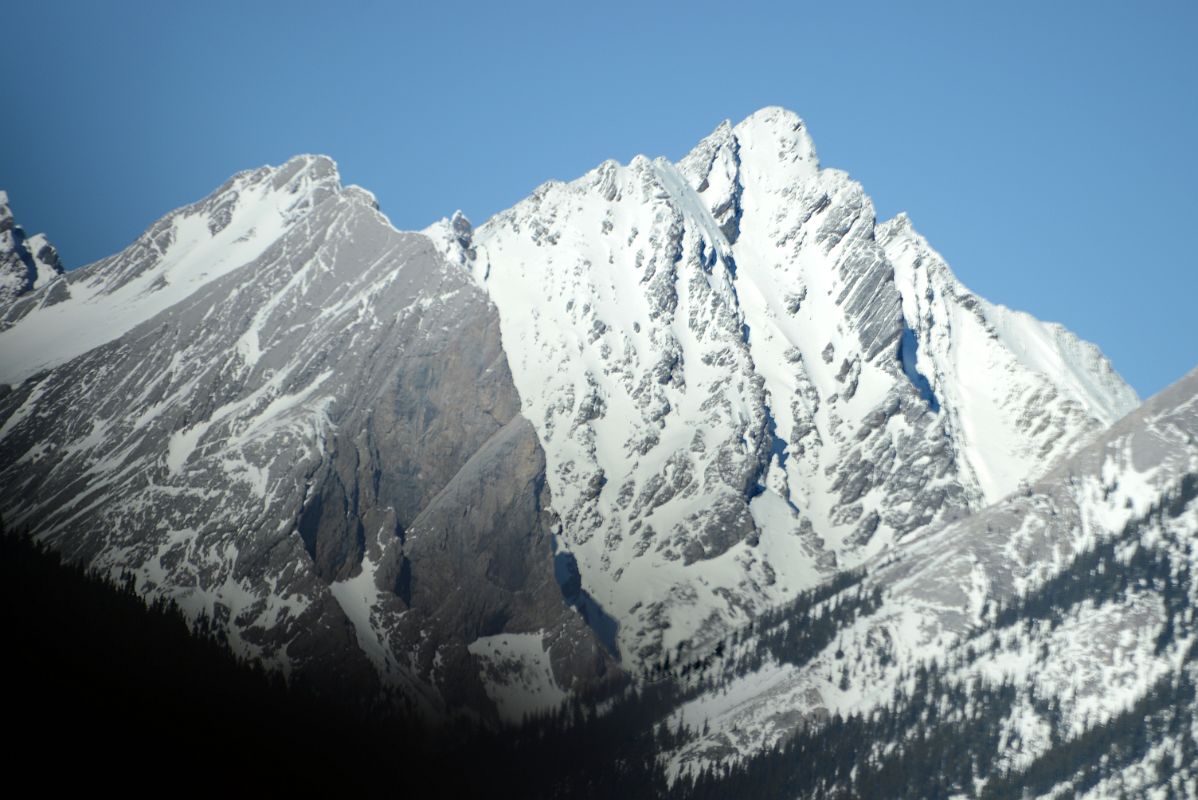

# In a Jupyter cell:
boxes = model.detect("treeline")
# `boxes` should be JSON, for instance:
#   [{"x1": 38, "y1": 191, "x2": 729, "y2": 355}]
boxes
[
  {"x1": 674, "y1": 646, "x2": 1196, "y2": 800},
  {"x1": 643, "y1": 567, "x2": 874, "y2": 683},
  {"x1": 671, "y1": 661, "x2": 1020, "y2": 799},
  {"x1": 988, "y1": 471, "x2": 1196, "y2": 643},
  {"x1": 669, "y1": 472, "x2": 1198, "y2": 799},
  {"x1": 490, "y1": 567, "x2": 882, "y2": 798},
  {"x1": 981, "y1": 641, "x2": 1196, "y2": 799}
]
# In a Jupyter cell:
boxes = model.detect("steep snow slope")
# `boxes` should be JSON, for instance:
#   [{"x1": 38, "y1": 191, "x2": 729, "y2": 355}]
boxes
[
  {"x1": 880, "y1": 214, "x2": 1139, "y2": 501},
  {"x1": 0, "y1": 157, "x2": 338, "y2": 385},
  {"x1": 454, "y1": 106, "x2": 1137, "y2": 669}
]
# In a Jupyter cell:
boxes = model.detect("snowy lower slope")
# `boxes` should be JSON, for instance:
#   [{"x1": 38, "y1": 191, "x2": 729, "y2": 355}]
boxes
[{"x1": 662, "y1": 366, "x2": 1197, "y2": 791}]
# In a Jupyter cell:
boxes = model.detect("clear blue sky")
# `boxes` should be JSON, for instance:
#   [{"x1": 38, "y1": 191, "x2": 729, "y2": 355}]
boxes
[{"x1": 2, "y1": 1, "x2": 1195, "y2": 397}]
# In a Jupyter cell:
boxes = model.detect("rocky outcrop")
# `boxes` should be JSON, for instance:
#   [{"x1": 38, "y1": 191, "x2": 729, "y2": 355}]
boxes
[{"x1": 0, "y1": 191, "x2": 64, "y2": 310}]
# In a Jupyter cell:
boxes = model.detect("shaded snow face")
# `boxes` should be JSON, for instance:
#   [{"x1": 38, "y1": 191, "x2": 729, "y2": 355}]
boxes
[{"x1": 899, "y1": 322, "x2": 940, "y2": 412}]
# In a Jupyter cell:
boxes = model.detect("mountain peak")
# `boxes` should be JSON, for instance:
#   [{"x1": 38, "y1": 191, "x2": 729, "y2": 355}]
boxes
[
  {"x1": 264, "y1": 153, "x2": 342, "y2": 204},
  {"x1": 733, "y1": 105, "x2": 820, "y2": 172},
  {"x1": 277, "y1": 152, "x2": 339, "y2": 176},
  {"x1": 0, "y1": 156, "x2": 354, "y2": 385},
  {"x1": 737, "y1": 104, "x2": 807, "y2": 131}
]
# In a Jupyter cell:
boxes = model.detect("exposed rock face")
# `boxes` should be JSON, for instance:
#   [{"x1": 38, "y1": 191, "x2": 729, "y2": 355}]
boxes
[
  {"x1": 0, "y1": 191, "x2": 64, "y2": 310},
  {"x1": 387, "y1": 416, "x2": 610, "y2": 717},
  {"x1": 0, "y1": 158, "x2": 611, "y2": 719}
]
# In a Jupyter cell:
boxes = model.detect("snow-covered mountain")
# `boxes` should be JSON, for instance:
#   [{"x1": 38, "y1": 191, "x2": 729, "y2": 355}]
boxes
[
  {"x1": 0, "y1": 107, "x2": 1148, "y2": 738},
  {"x1": 0, "y1": 191, "x2": 64, "y2": 310},
  {"x1": 444, "y1": 107, "x2": 1138, "y2": 669}
]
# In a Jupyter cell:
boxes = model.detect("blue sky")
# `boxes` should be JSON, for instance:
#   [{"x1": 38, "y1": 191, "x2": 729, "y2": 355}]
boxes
[{"x1": 2, "y1": 1, "x2": 1195, "y2": 397}]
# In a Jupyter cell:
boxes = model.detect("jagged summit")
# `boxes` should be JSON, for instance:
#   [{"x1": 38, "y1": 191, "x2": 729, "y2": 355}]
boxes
[{"x1": 732, "y1": 105, "x2": 820, "y2": 170}]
